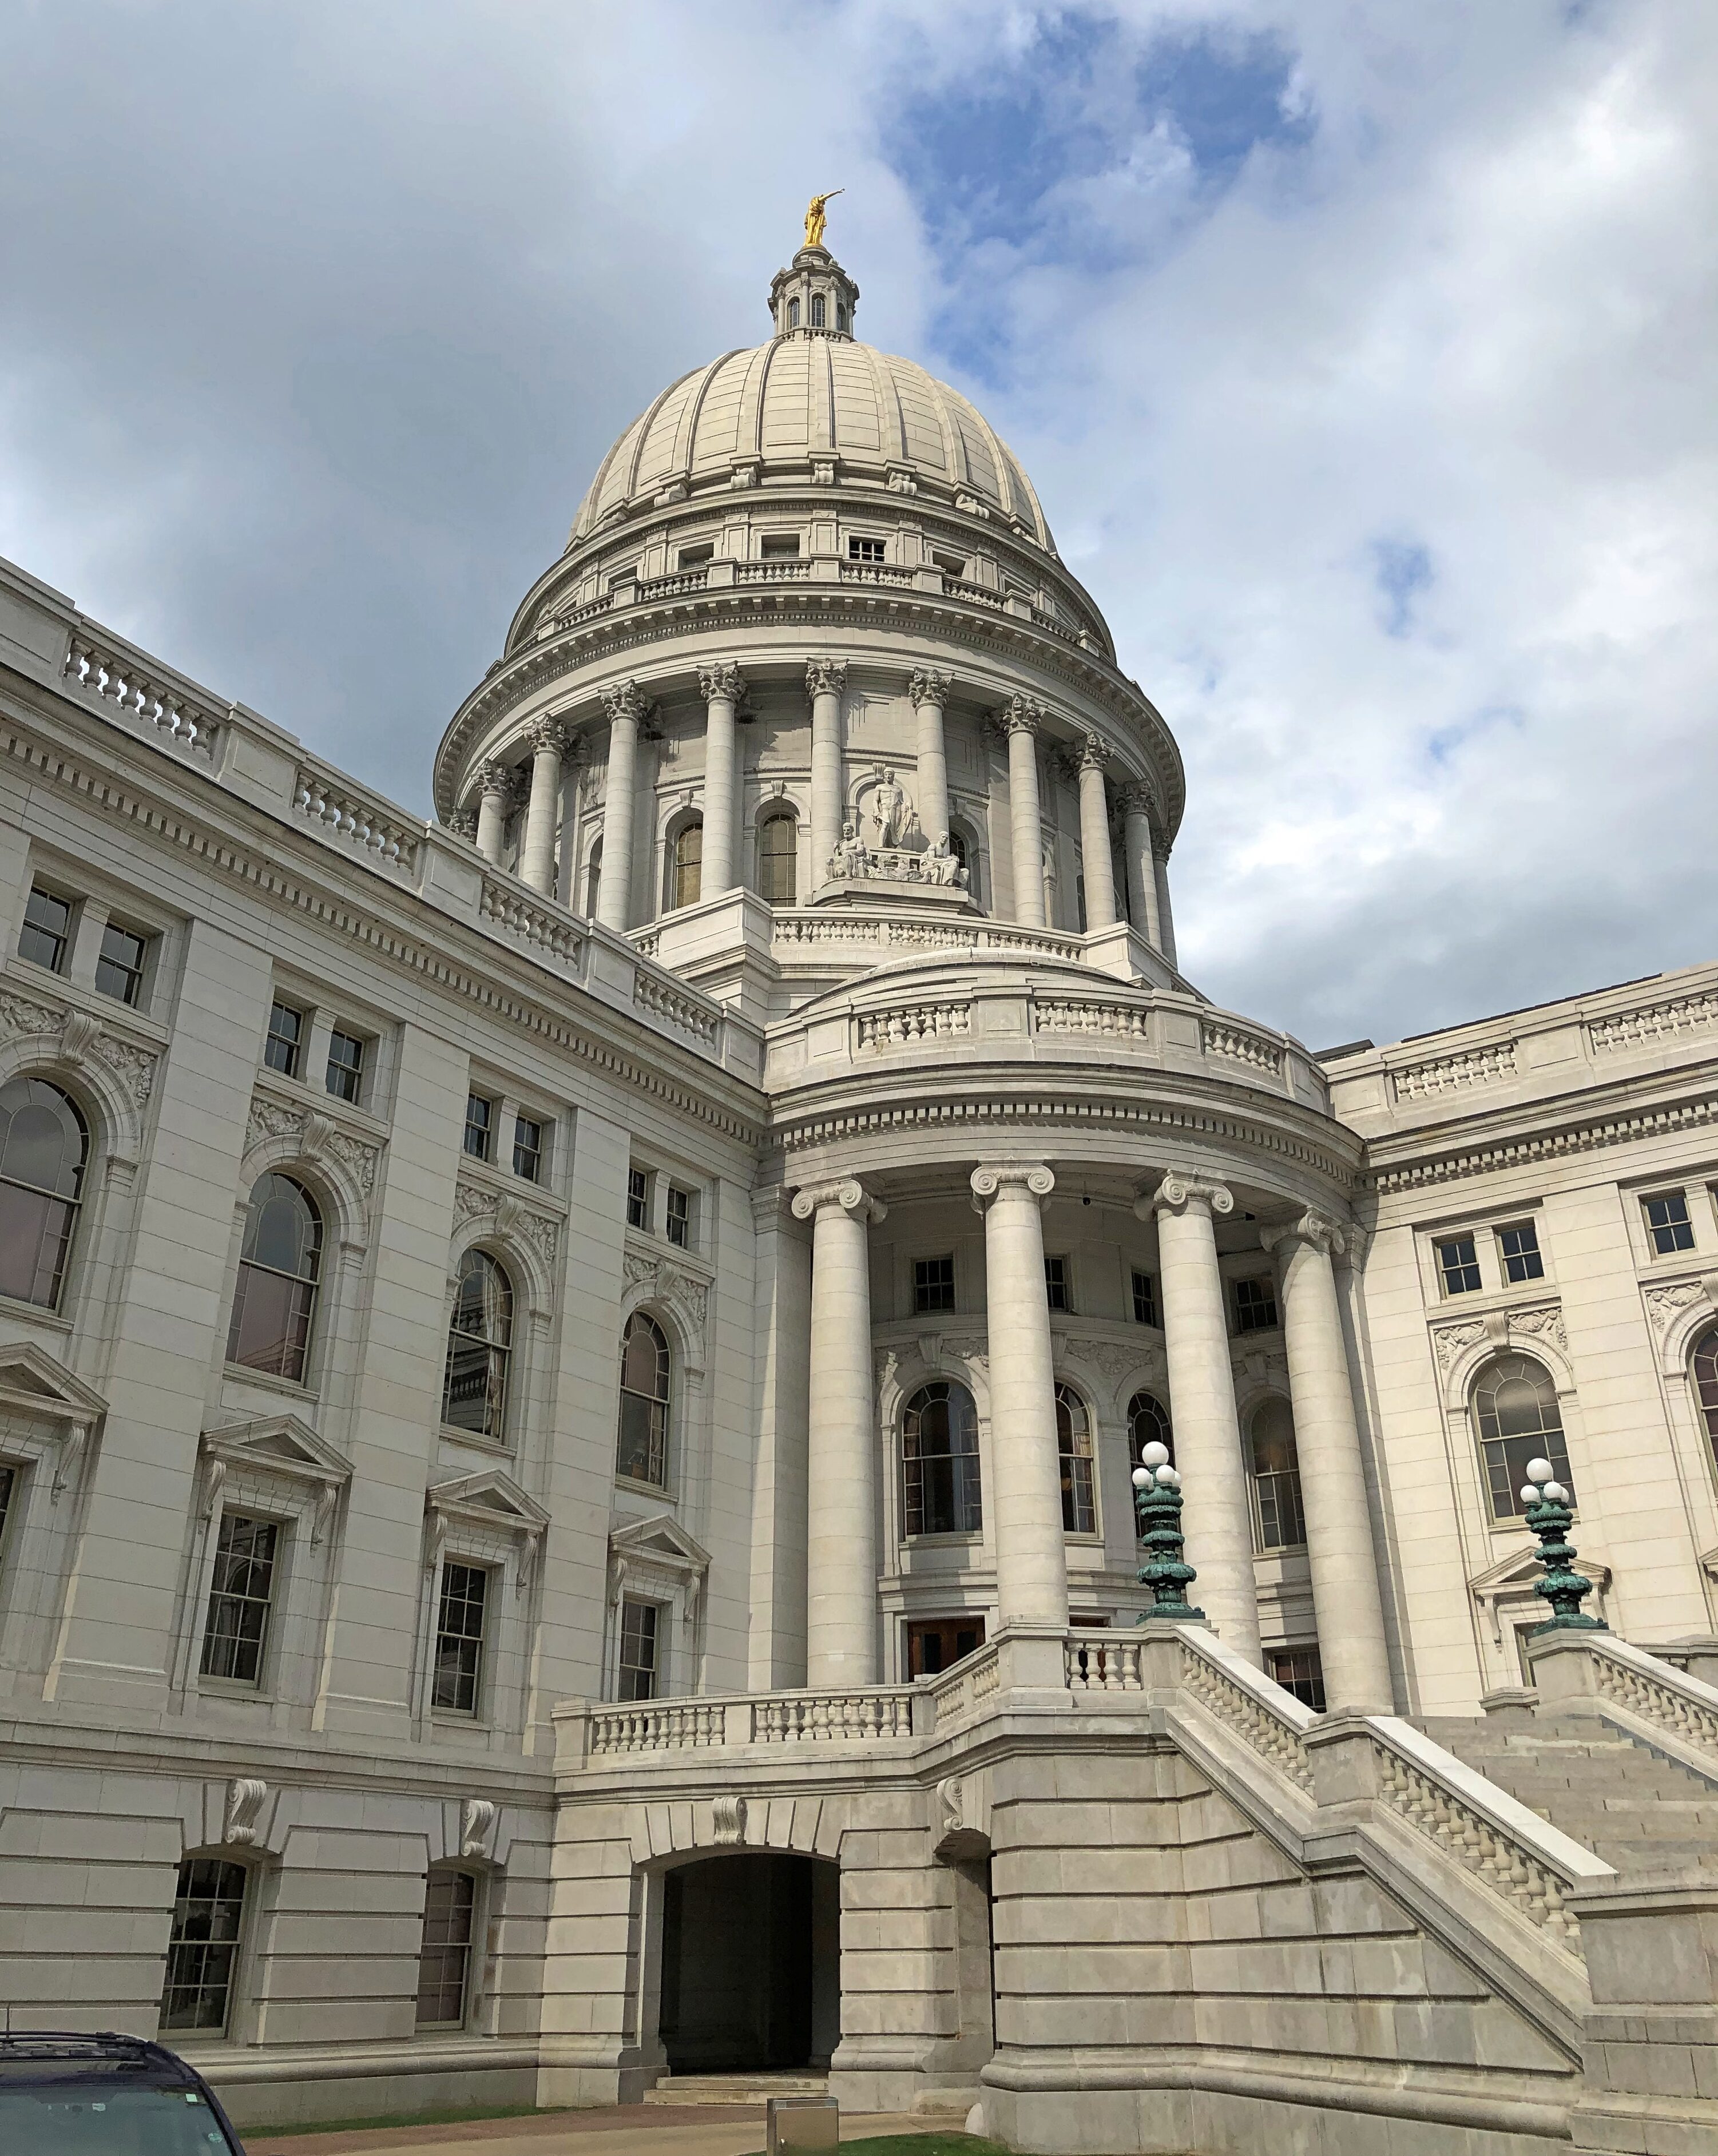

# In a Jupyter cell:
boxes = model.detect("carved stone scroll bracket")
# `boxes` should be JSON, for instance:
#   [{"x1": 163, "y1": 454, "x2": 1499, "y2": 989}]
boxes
[
  {"x1": 224, "y1": 1777, "x2": 268, "y2": 1848},
  {"x1": 461, "y1": 1797, "x2": 498, "y2": 1860},
  {"x1": 711, "y1": 1794, "x2": 748, "y2": 1848}
]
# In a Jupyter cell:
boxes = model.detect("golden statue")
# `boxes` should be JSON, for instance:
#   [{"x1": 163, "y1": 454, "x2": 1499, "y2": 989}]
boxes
[{"x1": 804, "y1": 189, "x2": 842, "y2": 248}]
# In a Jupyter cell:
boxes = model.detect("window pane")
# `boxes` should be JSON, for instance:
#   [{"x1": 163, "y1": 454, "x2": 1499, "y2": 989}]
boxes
[
  {"x1": 902, "y1": 1381, "x2": 981, "y2": 1535},
  {"x1": 1498, "y1": 1223, "x2": 1544, "y2": 1283},
  {"x1": 240, "y1": 1174, "x2": 321, "y2": 1279},
  {"x1": 416, "y1": 1870, "x2": 475, "y2": 2026},
  {"x1": 1250, "y1": 1398, "x2": 1306, "y2": 1550},
  {"x1": 1437, "y1": 1234, "x2": 1483, "y2": 1295},
  {"x1": 19, "y1": 886, "x2": 72, "y2": 972},
  {"x1": 513, "y1": 1116, "x2": 542, "y2": 1182},
  {"x1": 1128, "y1": 1392, "x2": 1173, "y2": 1476},
  {"x1": 1045, "y1": 1257, "x2": 1070, "y2": 1312},
  {"x1": 1269, "y1": 1648, "x2": 1326, "y2": 1712},
  {"x1": 1474, "y1": 1355, "x2": 1572, "y2": 1519},
  {"x1": 626, "y1": 1167, "x2": 648, "y2": 1229},
  {"x1": 96, "y1": 921, "x2": 148, "y2": 1004},
  {"x1": 674, "y1": 823, "x2": 703, "y2": 908},
  {"x1": 463, "y1": 1094, "x2": 493, "y2": 1159},
  {"x1": 443, "y1": 1253, "x2": 511, "y2": 1436},
  {"x1": 0, "y1": 1077, "x2": 88, "y2": 1200},
  {"x1": 1056, "y1": 1384, "x2": 1095, "y2": 1533},
  {"x1": 264, "y1": 1000, "x2": 302, "y2": 1077},
  {"x1": 619, "y1": 1599, "x2": 659, "y2": 1701},
  {"x1": 1131, "y1": 1270, "x2": 1158, "y2": 1326},
  {"x1": 665, "y1": 1186, "x2": 689, "y2": 1248},
  {"x1": 1234, "y1": 1277, "x2": 1279, "y2": 1331},
  {"x1": 914, "y1": 1256, "x2": 955, "y2": 1314},
  {"x1": 326, "y1": 1029, "x2": 363, "y2": 1102},
  {"x1": 160, "y1": 1857, "x2": 248, "y2": 2031},
  {"x1": 1645, "y1": 1193, "x2": 1695, "y2": 1253},
  {"x1": 200, "y1": 1516, "x2": 279, "y2": 1685},
  {"x1": 432, "y1": 1563, "x2": 487, "y2": 1714}
]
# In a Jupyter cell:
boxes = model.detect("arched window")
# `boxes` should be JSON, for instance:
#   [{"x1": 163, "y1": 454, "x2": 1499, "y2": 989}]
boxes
[
  {"x1": 811, "y1": 293, "x2": 827, "y2": 328},
  {"x1": 836, "y1": 301, "x2": 848, "y2": 332},
  {"x1": 1693, "y1": 1327, "x2": 1718, "y2": 1467},
  {"x1": 673, "y1": 820, "x2": 703, "y2": 910},
  {"x1": 1128, "y1": 1391, "x2": 1173, "y2": 1475},
  {"x1": 902, "y1": 1380, "x2": 982, "y2": 1535},
  {"x1": 0, "y1": 1076, "x2": 88, "y2": 1309},
  {"x1": 585, "y1": 835, "x2": 602, "y2": 918},
  {"x1": 443, "y1": 1250, "x2": 513, "y2": 1439},
  {"x1": 757, "y1": 809, "x2": 798, "y2": 904},
  {"x1": 1474, "y1": 1354, "x2": 1573, "y2": 1520},
  {"x1": 617, "y1": 1312, "x2": 670, "y2": 1487},
  {"x1": 160, "y1": 1856, "x2": 249, "y2": 2032},
  {"x1": 1249, "y1": 1397, "x2": 1306, "y2": 1550},
  {"x1": 947, "y1": 822, "x2": 980, "y2": 907},
  {"x1": 228, "y1": 1173, "x2": 322, "y2": 1382},
  {"x1": 1055, "y1": 1382, "x2": 1096, "y2": 1534},
  {"x1": 788, "y1": 297, "x2": 800, "y2": 329}
]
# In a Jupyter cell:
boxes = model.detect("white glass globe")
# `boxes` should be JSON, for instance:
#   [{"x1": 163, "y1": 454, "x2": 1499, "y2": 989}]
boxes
[
  {"x1": 1131, "y1": 1466, "x2": 1150, "y2": 1488},
  {"x1": 1525, "y1": 1457, "x2": 1554, "y2": 1484},
  {"x1": 1141, "y1": 1440, "x2": 1170, "y2": 1470},
  {"x1": 1156, "y1": 1466, "x2": 1181, "y2": 1488},
  {"x1": 1542, "y1": 1480, "x2": 1569, "y2": 1504},
  {"x1": 1518, "y1": 1484, "x2": 1540, "y2": 1506}
]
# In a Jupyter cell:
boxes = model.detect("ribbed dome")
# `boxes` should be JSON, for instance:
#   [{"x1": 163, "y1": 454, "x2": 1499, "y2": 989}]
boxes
[{"x1": 569, "y1": 336, "x2": 1053, "y2": 550}]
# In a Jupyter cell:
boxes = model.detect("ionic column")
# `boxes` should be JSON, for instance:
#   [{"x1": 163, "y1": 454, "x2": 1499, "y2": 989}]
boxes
[
  {"x1": 473, "y1": 760, "x2": 513, "y2": 867},
  {"x1": 596, "y1": 680, "x2": 646, "y2": 933},
  {"x1": 807, "y1": 660, "x2": 847, "y2": 884},
  {"x1": 698, "y1": 662, "x2": 745, "y2": 897},
  {"x1": 970, "y1": 1162, "x2": 1069, "y2": 1631},
  {"x1": 908, "y1": 667, "x2": 952, "y2": 847},
  {"x1": 520, "y1": 719, "x2": 568, "y2": 894},
  {"x1": 791, "y1": 1176, "x2": 886, "y2": 1686},
  {"x1": 1119, "y1": 785, "x2": 1162, "y2": 947},
  {"x1": 1263, "y1": 1213, "x2": 1392, "y2": 1710},
  {"x1": 1075, "y1": 734, "x2": 1118, "y2": 931},
  {"x1": 1142, "y1": 1173, "x2": 1262, "y2": 1665},
  {"x1": 1000, "y1": 697, "x2": 1046, "y2": 927},
  {"x1": 1153, "y1": 837, "x2": 1179, "y2": 970}
]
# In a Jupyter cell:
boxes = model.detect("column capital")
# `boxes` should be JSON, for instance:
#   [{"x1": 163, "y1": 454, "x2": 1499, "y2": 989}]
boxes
[
  {"x1": 698, "y1": 661, "x2": 746, "y2": 705},
  {"x1": 445, "y1": 808, "x2": 477, "y2": 842},
  {"x1": 1152, "y1": 830, "x2": 1174, "y2": 863},
  {"x1": 1117, "y1": 779, "x2": 1156, "y2": 817},
  {"x1": 995, "y1": 693, "x2": 1041, "y2": 739},
  {"x1": 908, "y1": 666, "x2": 951, "y2": 708},
  {"x1": 475, "y1": 757, "x2": 519, "y2": 801},
  {"x1": 1142, "y1": 1172, "x2": 1233, "y2": 1222},
  {"x1": 527, "y1": 715, "x2": 571, "y2": 757},
  {"x1": 791, "y1": 1176, "x2": 886, "y2": 1226},
  {"x1": 1260, "y1": 1209, "x2": 1348, "y2": 1259},
  {"x1": 601, "y1": 679, "x2": 649, "y2": 727},
  {"x1": 806, "y1": 658, "x2": 848, "y2": 698},
  {"x1": 1076, "y1": 730, "x2": 1111, "y2": 772},
  {"x1": 970, "y1": 1161, "x2": 1055, "y2": 1212}
]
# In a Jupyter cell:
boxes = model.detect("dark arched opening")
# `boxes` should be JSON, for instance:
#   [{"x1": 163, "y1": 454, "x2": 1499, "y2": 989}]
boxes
[{"x1": 658, "y1": 1852, "x2": 839, "y2": 2074}]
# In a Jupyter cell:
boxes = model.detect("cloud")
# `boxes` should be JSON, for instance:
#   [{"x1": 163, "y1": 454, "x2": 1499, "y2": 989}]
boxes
[{"x1": 2, "y1": 1, "x2": 1714, "y2": 1051}]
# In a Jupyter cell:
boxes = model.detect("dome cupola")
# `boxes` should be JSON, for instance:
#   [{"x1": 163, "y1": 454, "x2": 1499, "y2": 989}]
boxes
[{"x1": 768, "y1": 244, "x2": 859, "y2": 340}]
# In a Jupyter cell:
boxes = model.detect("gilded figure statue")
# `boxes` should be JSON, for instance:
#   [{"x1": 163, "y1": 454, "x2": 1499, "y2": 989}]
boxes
[{"x1": 804, "y1": 189, "x2": 843, "y2": 248}]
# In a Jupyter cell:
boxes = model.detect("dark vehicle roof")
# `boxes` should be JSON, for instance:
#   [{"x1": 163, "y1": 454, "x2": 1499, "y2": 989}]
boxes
[{"x1": 0, "y1": 2032, "x2": 245, "y2": 2147}]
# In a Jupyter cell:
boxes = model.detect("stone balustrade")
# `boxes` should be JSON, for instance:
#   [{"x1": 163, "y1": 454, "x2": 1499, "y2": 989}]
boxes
[
  {"x1": 479, "y1": 878, "x2": 586, "y2": 965},
  {"x1": 1527, "y1": 1627, "x2": 1718, "y2": 1775},
  {"x1": 854, "y1": 1000, "x2": 971, "y2": 1050},
  {"x1": 633, "y1": 970, "x2": 722, "y2": 1046},
  {"x1": 64, "y1": 630, "x2": 223, "y2": 763},
  {"x1": 296, "y1": 769, "x2": 422, "y2": 875}
]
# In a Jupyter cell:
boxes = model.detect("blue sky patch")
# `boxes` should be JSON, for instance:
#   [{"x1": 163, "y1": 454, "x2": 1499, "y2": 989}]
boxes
[{"x1": 1370, "y1": 537, "x2": 1434, "y2": 638}]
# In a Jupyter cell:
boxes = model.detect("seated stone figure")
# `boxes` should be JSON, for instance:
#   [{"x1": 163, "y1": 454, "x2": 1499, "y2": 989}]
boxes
[{"x1": 923, "y1": 833, "x2": 969, "y2": 888}]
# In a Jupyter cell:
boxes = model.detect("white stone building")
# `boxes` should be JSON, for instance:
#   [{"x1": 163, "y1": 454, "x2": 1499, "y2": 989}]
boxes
[{"x1": 4, "y1": 239, "x2": 1718, "y2": 2151}]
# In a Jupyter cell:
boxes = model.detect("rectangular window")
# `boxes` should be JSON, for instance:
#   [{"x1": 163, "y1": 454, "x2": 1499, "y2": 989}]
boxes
[
  {"x1": 1435, "y1": 1234, "x2": 1482, "y2": 1296},
  {"x1": 264, "y1": 999, "x2": 304, "y2": 1078},
  {"x1": 415, "y1": 1870, "x2": 476, "y2": 2027},
  {"x1": 0, "y1": 1464, "x2": 14, "y2": 1570},
  {"x1": 760, "y1": 534, "x2": 801, "y2": 558},
  {"x1": 1644, "y1": 1191, "x2": 1696, "y2": 1255},
  {"x1": 18, "y1": 884, "x2": 72, "y2": 973},
  {"x1": 160, "y1": 1856, "x2": 249, "y2": 2032},
  {"x1": 199, "y1": 1514, "x2": 280, "y2": 1687},
  {"x1": 325, "y1": 1028, "x2": 364, "y2": 1104},
  {"x1": 1131, "y1": 1269, "x2": 1158, "y2": 1327},
  {"x1": 1045, "y1": 1256, "x2": 1071, "y2": 1313},
  {"x1": 626, "y1": 1166, "x2": 649, "y2": 1230},
  {"x1": 513, "y1": 1114, "x2": 543, "y2": 1183},
  {"x1": 1498, "y1": 1221, "x2": 1545, "y2": 1284},
  {"x1": 1269, "y1": 1648, "x2": 1327, "y2": 1713},
  {"x1": 463, "y1": 1092, "x2": 493, "y2": 1161},
  {"x1": 1233, "y1": 1276, "x2": 1279, "y2": 1332},
  {"x1": 847, "y1": 535, "x2": 886, "y2": 562},
  {"x1": 618, "y1": 1598, "x2": 660, "y2": 1701},
  {"x1": 431, "y1": 1561, "x2": 488, "y2": 1716},
  {"x1": 94, "y1": 920, "x2": 150, "y2": 1006},
  {"x1": 665, "y1": 1185, "x2": 691, "y2": 1249},
  {"x1": 915, "y1": 1256, "x2": 955, "y2": 1315},
  {"x1": 677, "y1": 542, "x2": 715, "y2": 567},
  {"x1": 606, "y1": 565, "x2": 638, "y2": 590},
  {"x1": 931, "y1": 550, "x2": 968, "y2": 578}
]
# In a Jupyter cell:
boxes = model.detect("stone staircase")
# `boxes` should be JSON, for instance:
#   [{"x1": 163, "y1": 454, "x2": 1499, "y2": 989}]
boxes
[
  {"x1": 643, "y1": 2070, "x2": 830, "y2": 2106},
  {"x1": 1414, "y1": 1710, "x2": 1718, "y2": 1875}
]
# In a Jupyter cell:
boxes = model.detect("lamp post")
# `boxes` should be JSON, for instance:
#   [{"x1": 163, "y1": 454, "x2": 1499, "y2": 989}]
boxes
[
  {"x1": 1520, "y1": 1457, "x2": 1606, "y2": 1634},
  {"x1": 1132, "y1": 1442, "x2": 1205, "y2": 1621}
]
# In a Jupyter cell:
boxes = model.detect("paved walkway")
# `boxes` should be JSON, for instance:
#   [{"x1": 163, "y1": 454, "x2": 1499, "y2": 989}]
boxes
[{"x1": 245, "y1": 2104, "x2": 966, "y2": 2156}]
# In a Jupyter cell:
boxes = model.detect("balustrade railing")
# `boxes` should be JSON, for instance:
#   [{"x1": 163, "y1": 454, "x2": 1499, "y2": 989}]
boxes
[
  {"x1": 854, "y1": 1000, "x2": 972, "y2": 1050},
  {"x1": 589, "y1": 1698, "x2": 728, "y2": 1755},
  {"x1": 925, "y1": 1643, "x2": 1001, "y2": 1727},
  {"x1": 839, "y1": 562, "x2": 914, "y2": 588},
  {"x1": 295, "y1": 769, "x2": 422, "y2": 874},
  {"x1": 942, "y1": 577, "x2": 1005, "y2": 610},
  {"x1": 1201, "y1": 1017, "x2": 1285, "y2": 1076},
  {"x1": 1565, "y1": 1632, "x2": 1718, "y2": 1764},
  {"x1": 1390, "y1": 1041, "x2": 1517, "y2": 1101},
  {"x1": 1034, "y1": 997, "x2": 1152, "y2": 1040},
  {"x1": 479, "y1": 877, "x2": 585, "y2": 964},
  {"x1": 639, "y1": 567, "x2": 709, "y2": 601},
  {"x1": 1066, "y1": 1632, "x2": 1144, "y2": 1692},
  {"x1": 634, "y1": 970, "x2": 720, "y2": 1046},
  {"x1": 754, "y1": 1688, "x2": 915, "y2": 1743},
  {"x1": 64, "y1": 633, "x2": 222, "y2": 763},
  {"x1": 735, "y1": 561, "x2": 810, "y2": 584}
]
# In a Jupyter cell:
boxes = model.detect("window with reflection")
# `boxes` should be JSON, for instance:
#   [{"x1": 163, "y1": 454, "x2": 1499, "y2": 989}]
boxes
[
  {"x1": 585, "y1": 836, "x2": 602, "y2": 919},
  {"x1": 442, "y1": 1249, "x2": 514, "y2": 1439},
  {"x1": 227, "y1": 1173, "x2": 322, "y2": 1381},
  {"x1": 1056, "y1": 1381, "x2": 1096, "y2": 1534},
  {"x1": 1127, "y1": 1391, "x2": 1173, "y2": 1476},
  {"x1": 160, "y1": 1857, "x2": 248, "y2": 2032},
  {"x1": 1473, "y1": 1353, "x2": 1573, "y2": 1520},
  {"x1": 902, "y1": 1380, "x2": 982, "y2": 1535},
  {"x1": 1249, "y1": 1396, "x2": 1306, "y2": 1550},
  {"x1": 0, "y1": 1077, "x2": 88, "y2": 1309},
  {"x1": 673, "y1": 821, "x2": 703, "y2": 910},
  {"x1": 416, "y1": 1870, "x2": 476, "y2": 2027},
  {"x1": 617, "y1": 1312, "x2": 670, "y2": 1486},
  {"x1": 757, "y1": 811, "x2": 798, "y2": 904},
  {"x1": 1694, "y1": 1327, "x2": 1718, "y2": 1469}
]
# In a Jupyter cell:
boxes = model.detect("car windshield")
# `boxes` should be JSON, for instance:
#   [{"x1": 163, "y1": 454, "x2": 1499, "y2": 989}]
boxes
[{"x1": 0, "y1": 2083, "x2": 237, "y2": 2152}]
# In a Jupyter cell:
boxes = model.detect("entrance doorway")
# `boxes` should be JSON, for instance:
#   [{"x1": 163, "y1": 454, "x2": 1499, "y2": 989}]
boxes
[
  {"x1": 658, "y1": 1853, "x2": 840, "y2": 2073},
  {"x1": 906, "y1": 1615, "x2": 985, "y2": 1677}
]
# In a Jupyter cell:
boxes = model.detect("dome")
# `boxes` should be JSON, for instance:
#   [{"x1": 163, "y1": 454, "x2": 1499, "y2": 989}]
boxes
[{"x1": 568, "y1": 247, "x2": 1054, "y2": 551}]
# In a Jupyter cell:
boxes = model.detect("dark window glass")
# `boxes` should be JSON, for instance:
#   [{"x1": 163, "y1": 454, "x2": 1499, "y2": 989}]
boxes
[
  {"x1": 1645, "y1": 1192, "x2": 1696, "y2": 1254},
  {"x1": 677, "y1": 542, "x2": 715, "y2": 567},
  {"x1": 160, "y1": 1857, "x2": 247, "y2": 2031},
  {"x1": 227, "y1": 1173, "x2": 321, "y2": 1381},
  {"x1": 618, "y1": 1599, "x2": 660, "y2": 1701},
  {"x1": 787, "y1": 298, "x2": 800, "y2": 328},
  {"x1": 264, "y1": 1000, "x2": 303, "y2": 1078},
  {"x1": 463, "y1": 1093, "x2": 493, "y2": 1160},
  {"x1": 626, "y1": 1166, "x2": 649, "y2": 1230},
  {"x1": 1056, "y1": 1383, "x2": 1096, "y2": 1533},
  {"x1": 1474, "y1": 1354, "x2": 1573, "y2": 1520},
  {"x1": 432, "y1": 1561, "x2": 487, "y2": 1714},
  {"x1": 1270, "y1": 1647, "x2": 1326, "y2": 1712},
  {"x1": 665, "y1": 1186, "x2": 689, "y2": 1249},
  {"x1": 1131, "y1": 1269, "x2": 1158, "y2": 1326},
  {"x1": 1233, "y1": 1276, "x2": 1279, "y2": 1331},
  {"x1": 810, "y1": 293, "x2": 826, "y2": 328},
  {"x1": 673, "y1": 821, "x2": 703, "y2": 908},
  {"x1": 585, "y1": 837, "x2": 602, "y2": 918},
  {"x1": 617, "y1": 1312, "x2": 670, "y2": 1486},
  {"x1": 200, "y1": 1514, "x2": 279, "y2": 1686},
  {"x1": 847, "y1": 536, "x2": 886, "y2": 562},
  {"x1": 325, "y1": 1029, "x2": 364, "y2": 1103},
  {"x1": 513, "y1": 1115, "x2": 542, "y2": 1183},
  {"x1": 19, "y1": 885, "x2": 71, "y2": 972},
  {"x1": 760, "y1": 534, "x2": 800, "y2": 558},
  {"x1": 442, "y1": 1250, "x2": 513, "y2": 1438},
  {"x1": 0, "y1": 1464, "x2": 15, "y2": 1569},
  {"x1": 416, "y1": 1871, "x2": 476, "y2": 2026},
  {"x1": 95, "y1": 920, "x2": 149, "y2": 1006},
  {"x1": 1436, "y1": 1234, "x2": 1483, "y2": 1295},
  {"x1": 0, "y1": 1077, "x2": 87, "y2": 1309},
  {"x1": 1045, "y1": 1256, "x2": 1071, "y2": 1313},
  {"x1": 914, "y1": 1256, "x2": 955, "y2": 1314},
  {"x1": 758, "y1": 812, "x2": 797, "y2": 903},
  {"x1": 1250, "y1": 1397, "x2": 1307, "y2": 1549},
  {"x1": 902, "y1": 1380, "x2": 982, "y2": 1536},
  {"x1": 1128, "y1": 1392, "x2": 1173, "y2": 1479},
  {"x1": 1498, "y1": 1221, "x2": 1544, "y2": 1283},
  {"x1": 1693, "y1": 1327, "x2": 1718, "y2": 1467},
  {"x1": 836, "y1": 303, "x2": 848, "y2": 332}
]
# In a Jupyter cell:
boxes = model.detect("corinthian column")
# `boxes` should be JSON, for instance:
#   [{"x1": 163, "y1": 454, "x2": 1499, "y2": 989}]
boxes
[
  {"x1": 1119, "y1": 785, "x2": 1163, "y2": 948},
  {"x1": 1153, "y1": 836, "x2": 1179, "y2": 970},
  {"x1": 971, "y1": 1162, "x2": 1069, "y2": 1631},
  {"x1": 791, "y1": 1176, "x2": 886, "y2": 1686},
  {"x1": 807, "y1": 660, "x2": 847, "y2": 884},
  {"x1": 698, "y1": 662, "x2": 745, "y2": 897},
  {"x1": 1262, "y1": 1213, "x2": 1392, "y2": 1710},
  {"x1": 1142, "y1": 1173, "x2": 1261, "y2": 1664},
  {"x1": 473, "y1": 760, "x2": 514, "y2": 867},
  {"x1": 1000, "y1": 697, "x2": 1046, "y2": 927},
  {"x1": 597, "y1": 681, "x2": 646, "y2": 933},
  {"x1": 908, "y1": 668, "x2": 952, "y2": 848},
  {"x1": 1075, "y1": 733, "x2": 1118, "y2": 931},
  {"x1": 520, "y1": 719, "x2": 569, "y2": 894}
]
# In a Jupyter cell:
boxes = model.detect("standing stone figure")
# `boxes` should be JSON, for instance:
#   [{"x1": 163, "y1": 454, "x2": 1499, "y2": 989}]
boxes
[{"x1": 871, "y1": 767, "x2": 908, "y2": 849}]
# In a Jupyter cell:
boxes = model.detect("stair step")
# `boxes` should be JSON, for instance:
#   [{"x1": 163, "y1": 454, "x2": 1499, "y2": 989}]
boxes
[{"x1": 645, "y1": 2073, "x2": 830, "y2": 2107}]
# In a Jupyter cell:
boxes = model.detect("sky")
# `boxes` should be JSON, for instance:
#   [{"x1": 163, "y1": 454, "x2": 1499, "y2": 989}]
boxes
[{"x1": 3, "y1": 1, "x2": 1715, "y2": 1051}]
